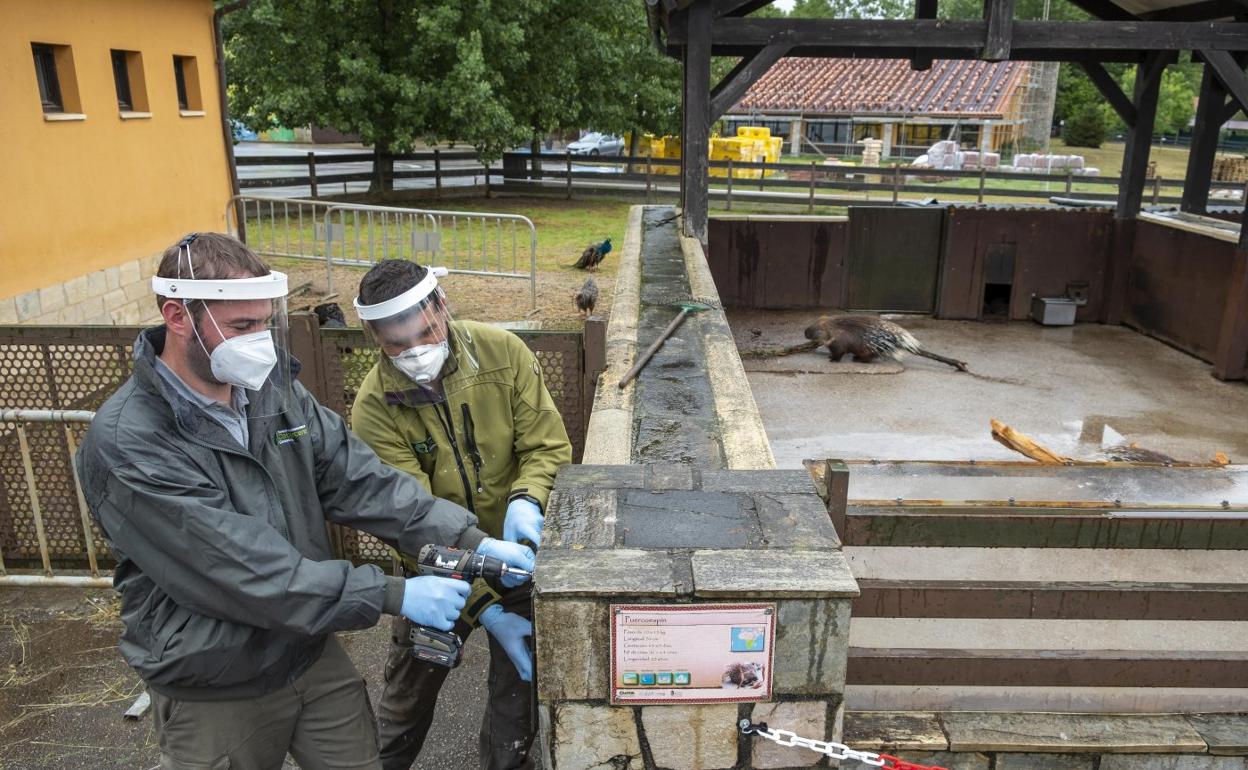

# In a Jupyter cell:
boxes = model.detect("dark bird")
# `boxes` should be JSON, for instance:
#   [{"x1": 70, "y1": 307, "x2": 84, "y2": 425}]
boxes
[
  {"x1": 573, "y1": 237, "x2": 612, "y2": 270},
  {"x1": 804, "y1": 314, "x2": 968, "y2": 372},
  {"x1": 574, "y1": 277, "x2": 599, "y2": 317},
  {"x1": 314, "y1": 302, "x2": 347, "y2": 328}
]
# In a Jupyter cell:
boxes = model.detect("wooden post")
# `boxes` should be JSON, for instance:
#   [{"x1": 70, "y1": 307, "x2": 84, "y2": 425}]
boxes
[
  {"x1": 1183, "y1": 62, "x2": 1230, "y2": 214},
  {"x1": 911, "y1": 0, "x2": 938, "y2": 71},
  {"x1": 566, "y1": 150, "x2": 573, "y2": 200},
  {"x1": 581, "y1": 317, "x2": 608, "y2": 459},
  {"x1": 1066, "y1": 168, "x2": 1074, "y2": 195},
  {"x1": 978, "y1": 166, "x2": 987, "y2": 203},
  {"x1": 809, "y1": 160, "x2": 817, "y2": 213},
  {"x1": 726, "y1": 158, "x2": 734, "y2": 210},
  {"x1": 307, "y1": 152, "x2": 318, "y2": 198},
  {"x1": 1212, "y1": 232, "x2": 1248, "y2": 380},
  {"x1": 1116, "y1": 52, "x2": 1167, "y2": 221},
  {"x1": 286, "y1": 312, "x2": 332, "y2": 406},
  {"x1": 894, "y1": 165, "x2": 903, "y2": 204},
  {"x1": 434, "y1": 149, "x2": 442, "y2": 200},
  {"x1": 1152, "y1": 175, "x2": 1162, "y2": 205},
  {"x1": 646, "y1": 152, "x2": 653, "y2": 204},
  {"x1": 823, "y1": 460, "x2": 850, "y2": 538},
  {"x1": 680, "y1": 0, "x2": 713, "y2": 242}
]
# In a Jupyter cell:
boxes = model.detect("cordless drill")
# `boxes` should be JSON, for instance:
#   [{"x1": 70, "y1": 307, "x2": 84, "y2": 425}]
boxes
[{"x1": 408, "y1": 544, "x2": 533, "y2": 668}]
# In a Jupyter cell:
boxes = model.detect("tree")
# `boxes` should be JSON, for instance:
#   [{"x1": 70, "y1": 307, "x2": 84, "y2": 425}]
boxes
[
  {"x1": 224, "y1": 0, "x2": 538, "y2": 191},
  {"x1": 1063, "y1": 104, "x2": 1106, "y2": 147},
  {"x1": 789, "y1": 0, "x2": 911, "y2": 18}
]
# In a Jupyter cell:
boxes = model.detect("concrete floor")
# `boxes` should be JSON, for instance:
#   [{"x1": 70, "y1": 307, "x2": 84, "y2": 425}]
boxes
[{"x1": 730, "y1": 311, "x2": 1248, "y2": 468}]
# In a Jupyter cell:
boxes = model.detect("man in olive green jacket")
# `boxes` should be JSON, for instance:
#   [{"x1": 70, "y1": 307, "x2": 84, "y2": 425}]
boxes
[{"x1": 350, "y1": 259, "x2": 572, "y2": 770}]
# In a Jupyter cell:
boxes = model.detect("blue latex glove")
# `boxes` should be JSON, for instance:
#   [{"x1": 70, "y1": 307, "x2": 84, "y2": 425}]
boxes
[
  {"x1": 476, "y1": 538, "x2": 535, "y2": 588},
  {"x1": 503, "y1": 497, "x2": 544, "y2": 549},
  {"x1": 400, "y1": 576, "x2": 471, "y2": 631},
  {"x1": 480, "y1": 604, "x2": 534, "y2": 682}
]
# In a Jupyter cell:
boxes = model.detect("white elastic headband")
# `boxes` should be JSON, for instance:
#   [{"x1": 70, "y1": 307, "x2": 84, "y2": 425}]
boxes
[
  {"x1": 151, "y1": 271, "x2": 289, "y2": 300},
  {"x1": 353, "y1": 266, "x2": 449, "y2": 321}
]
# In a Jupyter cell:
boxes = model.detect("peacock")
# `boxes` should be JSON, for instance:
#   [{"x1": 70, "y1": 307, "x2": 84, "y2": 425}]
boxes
[
  {"x1": 573, "y1": 237, "x2": 611, "y2": 270},
  {"x1": 574, "y1": 277, "x2": 599, "y2": 317}
]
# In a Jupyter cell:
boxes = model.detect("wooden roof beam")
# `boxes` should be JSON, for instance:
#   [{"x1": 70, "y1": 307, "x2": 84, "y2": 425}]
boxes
[
  {"x1": 1142, "y1": 0, "x2": 1247, "y2": 22},
  {"x1": 984, "y1": 0, "x2": 1016, "y2": 61},
  {"x1": 679, "y1": 18, "x2": 1248, "y2": 53},
  {"x1": 912, "y1": 0, "x2": 939, "y2": 71},
  {"x1": 1204, "y1": 48, "x2": 1248, "y2": 115},
  {"x1": 1080, "y1": 60, "x2": 1138, "y2": 126},
  {"x1": 1064, "y1": 0, "x2": 1138, "y2": 21},
  {"x1": 709, "y1": 44, "x2": 791, "y2": 121}
]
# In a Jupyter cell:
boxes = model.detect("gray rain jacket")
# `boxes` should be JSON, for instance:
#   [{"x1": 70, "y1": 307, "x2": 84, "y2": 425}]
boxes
[{"x1": 77, "y1": 327, "x2": 487, "y2": 700}]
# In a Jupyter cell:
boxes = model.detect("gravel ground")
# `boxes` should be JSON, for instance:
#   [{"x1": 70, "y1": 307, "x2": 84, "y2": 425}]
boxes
[
  {"x1": 278, "y1": 253, "x2": 613, "y2": 331},
  {"x1": 0, "y1": 588, "x2": 489, "y2": 770}
]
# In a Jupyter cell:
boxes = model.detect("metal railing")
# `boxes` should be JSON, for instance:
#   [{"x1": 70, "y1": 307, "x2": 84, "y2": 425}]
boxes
[
  {"x1": 0, "y1": 409, "x2": 109, "y2": 587},
  {"x1": 224, "y1": 195, "x2": 337, "y2": 261},
  {"x1": 321, "y1": 203, "x2": 537, "y2": 308},
  {"x1": 224, "y1": 196, "x2": 538, "y2": 310}
]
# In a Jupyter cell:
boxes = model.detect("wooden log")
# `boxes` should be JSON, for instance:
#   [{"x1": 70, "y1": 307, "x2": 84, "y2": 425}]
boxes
[{"x1": 990, "y1": 419, "x2": 1071, "y2": 464}]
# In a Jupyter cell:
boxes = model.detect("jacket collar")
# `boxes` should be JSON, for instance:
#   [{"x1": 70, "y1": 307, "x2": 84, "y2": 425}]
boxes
[{"x1": 131, "y1": 325, "x2": 302, "y2": 442}]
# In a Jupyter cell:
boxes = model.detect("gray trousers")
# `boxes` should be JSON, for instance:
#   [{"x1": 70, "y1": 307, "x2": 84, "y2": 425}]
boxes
[
  {"x1": 377, "y1": 587, "x2": 533, "y2": 770},
  {"x1": 151, "y1": 635, "x2": 379, "y2": 770}
]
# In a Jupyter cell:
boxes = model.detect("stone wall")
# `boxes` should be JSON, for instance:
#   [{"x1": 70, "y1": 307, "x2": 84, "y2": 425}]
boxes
[
  {"x1": 0, "y1": 253, "x2": 162, "y2": 326},
  {"x1": 534, "y1": 465, "x2": 859, "y2": 770}
]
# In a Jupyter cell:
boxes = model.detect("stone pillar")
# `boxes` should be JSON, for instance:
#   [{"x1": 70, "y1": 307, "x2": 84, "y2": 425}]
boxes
[
  {"x1": 980, "y1": 123, "x2": 994, "y2": 155},
  {"x1": 789, "y1": 118, "x2": 803, "y2": 156},
  {"x1": 535, "y1": 464, "x2": 859, "y2": 770},
  {"x1": 881, "y1": 123, "x2": 895, "y2": 159}
]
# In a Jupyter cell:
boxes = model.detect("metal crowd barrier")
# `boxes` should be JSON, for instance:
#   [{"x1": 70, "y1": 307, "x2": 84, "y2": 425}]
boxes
[
  {"x1": 0, "y1": 409, "x2": 110, "y2": 587},
  {"x1": 224, "y1": 196, "x2": 538, "y2": 310},
  {"x1": 321, "y1": 203, "x2": 537, "y2": 308}
]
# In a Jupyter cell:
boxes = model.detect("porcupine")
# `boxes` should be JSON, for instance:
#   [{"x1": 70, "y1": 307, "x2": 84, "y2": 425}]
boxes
[
  {"x1": 803, "y1": 315, "x2": 968, "y2": 372},
  {"x1": 722, "y1": 662, "x2": 764, "y2": 689}
]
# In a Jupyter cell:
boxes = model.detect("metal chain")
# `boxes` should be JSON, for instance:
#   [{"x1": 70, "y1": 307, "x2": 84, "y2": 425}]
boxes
[{"x1": 739, "y1": 720, "x2": 886, "y2": 767}]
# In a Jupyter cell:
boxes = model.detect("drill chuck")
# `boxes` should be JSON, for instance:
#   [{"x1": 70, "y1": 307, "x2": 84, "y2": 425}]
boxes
[{"x1": 415, "y1": 544, "x2": 533, "y2": 583}]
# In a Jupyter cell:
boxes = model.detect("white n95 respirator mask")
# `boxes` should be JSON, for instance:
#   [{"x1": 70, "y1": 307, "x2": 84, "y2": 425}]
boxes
[
  {"x1": 209, "y1": 329, "x2": 279, "y2": 391},
  {"x1": 390, "y1": 341, "x2": 449, "y2": 384}
]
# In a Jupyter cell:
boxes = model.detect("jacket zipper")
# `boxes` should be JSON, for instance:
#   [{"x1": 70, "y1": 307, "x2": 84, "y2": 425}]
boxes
[
  {"x1": 181, "y1": 418, "x2": 292, "y2": 541},
  {"x1": 434, "y1": 400, "x2": 476, "y2": 514},
  {"x1": 460, "y1": 403, "x2": 485, "y2": 495}
]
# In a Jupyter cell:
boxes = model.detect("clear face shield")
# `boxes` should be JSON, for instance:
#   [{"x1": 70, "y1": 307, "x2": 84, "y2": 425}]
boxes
[
  {"x1": 151, "y1": 240, "x2": 292, "y2": 418},
  {"x1": 353, "y1": 267, "x2": 476, "y2": 402}
]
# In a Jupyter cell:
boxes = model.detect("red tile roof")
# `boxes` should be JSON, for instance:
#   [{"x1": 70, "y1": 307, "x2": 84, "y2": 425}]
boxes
[{"x1": 733, "y1": 58, "x2": 1029, "y2": 118}]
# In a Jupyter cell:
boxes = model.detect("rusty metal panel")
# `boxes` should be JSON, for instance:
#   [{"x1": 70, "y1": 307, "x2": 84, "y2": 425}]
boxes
[
  {"x1": 937, "y1": 208, "x2": 1112, "y2": 321},
  {"x1": 847, "y1": 648, "x2": 1248, "y2": 688},
  {"x1": 707, "y1": 216, "x2": 848, "y2": 308},
  {"x1": 1126, "y1": 220, "x2": 1237, "y2": 363},
  {"x1": 841, "y1": 506, "x2": 1248, "y2": 549},
  {"x1": 847, "y1": 207, "x2": 943, "y2": 312},
  {"x1": 854, "y1": 581, "x2": 1248, "y2": 620}
]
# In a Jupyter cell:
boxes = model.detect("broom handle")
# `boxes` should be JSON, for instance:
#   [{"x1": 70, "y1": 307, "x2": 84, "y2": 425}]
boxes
[{"x1": 617, "y1": 308, "x2": 692, "y2": 389}]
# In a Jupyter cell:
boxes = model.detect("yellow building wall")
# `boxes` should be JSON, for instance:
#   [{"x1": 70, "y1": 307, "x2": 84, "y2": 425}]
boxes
[{"x1": 0, "y1": 0, "x2": 232, "y2": 303}]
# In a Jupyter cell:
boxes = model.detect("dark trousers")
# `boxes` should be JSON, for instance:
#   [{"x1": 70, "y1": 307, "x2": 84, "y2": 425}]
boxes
[
  {"x1": 150, "y1": 635, "x2": 379, "y2": 770},
  {"x1": 377, "y1": 588, "x2": 533, "y2": 770}
]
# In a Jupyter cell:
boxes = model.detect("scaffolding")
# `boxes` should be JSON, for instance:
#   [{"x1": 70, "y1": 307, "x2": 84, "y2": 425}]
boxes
[{"x1": 1018, "y1": 60, "x2": 1060, "y2": 154}]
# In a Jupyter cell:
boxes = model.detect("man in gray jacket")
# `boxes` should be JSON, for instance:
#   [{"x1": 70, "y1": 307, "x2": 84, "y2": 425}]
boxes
[{"x1": 77, "y1": 233, "x2": 535, "y2": 770}]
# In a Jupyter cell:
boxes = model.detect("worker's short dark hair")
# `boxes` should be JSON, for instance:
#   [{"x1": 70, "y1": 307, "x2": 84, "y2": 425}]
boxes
[
  {"x1": 357, "y1": 259, "x2": 430, "y2": 305},
  {"x1": 153, "y1": 233, "x2": 271, "y2": 314}
]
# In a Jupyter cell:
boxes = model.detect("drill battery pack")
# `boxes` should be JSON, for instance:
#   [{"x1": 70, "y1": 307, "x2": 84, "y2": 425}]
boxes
[{"x1": 409, "y1": 625, "x2": 464, "y2": 668}]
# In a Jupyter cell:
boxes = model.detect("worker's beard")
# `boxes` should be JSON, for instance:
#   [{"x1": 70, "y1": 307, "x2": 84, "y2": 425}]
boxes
[{"x1": 185, "y1": 315, "x2": 224, "y2": 386}]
